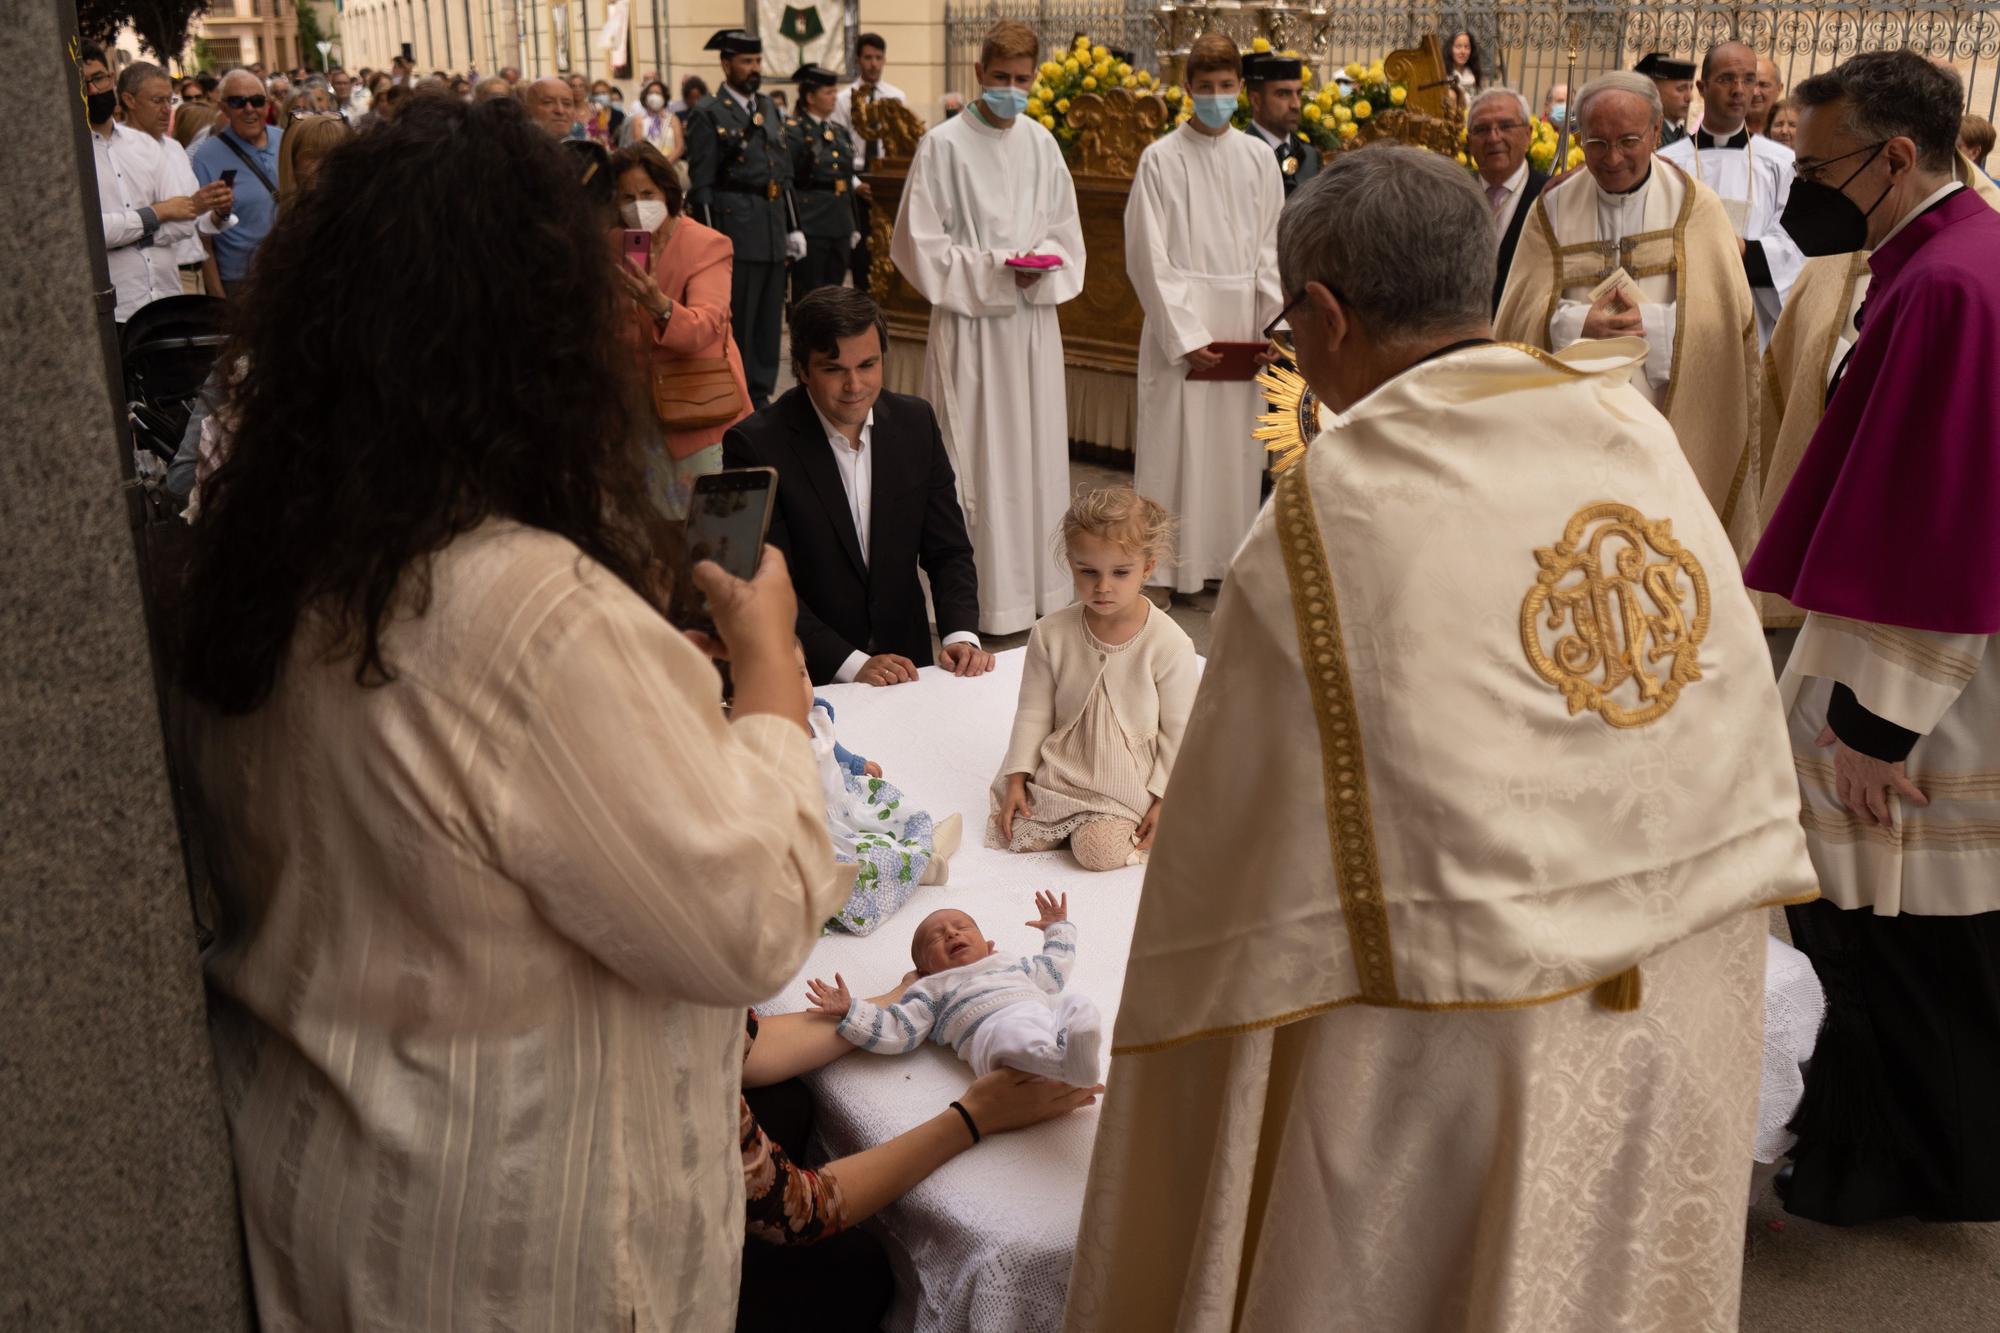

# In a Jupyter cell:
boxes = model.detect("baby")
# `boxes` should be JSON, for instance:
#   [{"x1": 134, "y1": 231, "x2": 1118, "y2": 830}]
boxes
[{"x1": 807, "y1": 891, "x2": 1102, "y2": 1087}]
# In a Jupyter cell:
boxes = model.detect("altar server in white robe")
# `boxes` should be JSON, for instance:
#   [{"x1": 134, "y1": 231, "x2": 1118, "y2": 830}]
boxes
[
  {"x1": 1661, "y1": 41, "x2": 1805, "y2": 346},
  {"x1": 1126, "y1": 32, "x2": 1284, "y2": 594},
  {"x1": 1066, "y1": 145, "x2": 1817, "y2": 1333},
  {"x1": 1496, "y1": 72, "x2": 1762, "y2": 560},
  {"x1": 890, "y1": 20, "x2": 1086, "y2": 636}
]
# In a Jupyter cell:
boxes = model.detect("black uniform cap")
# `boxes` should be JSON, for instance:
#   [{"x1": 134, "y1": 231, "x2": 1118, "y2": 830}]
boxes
[
  {"x1": 705, "y1": 29, "x2": 762, "y2": 56},
  {"x1": 794, "y1": 63, "x2": 839, "y2": 91},
  {"x1": 1244, "y1": 53, "x2": 1305, "y2": 84},
  {"x1": 1635, "y1": 52, "x2": 1696, "y2": 80}
]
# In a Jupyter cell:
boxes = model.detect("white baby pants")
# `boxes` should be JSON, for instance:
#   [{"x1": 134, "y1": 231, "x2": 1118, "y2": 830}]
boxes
[{"x1": 962, "y1": 992, "x2": 1103, "y2": 1086}]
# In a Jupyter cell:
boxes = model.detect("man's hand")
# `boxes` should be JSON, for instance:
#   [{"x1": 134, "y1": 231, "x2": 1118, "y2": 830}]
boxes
[
  {"x1": 855, "y1": 179, "x2": 873, "y2": 201},
  {"x1": 856, "y1": 653, "x2": 919, "y2": 686},
  {"x1": 939, "y1": 641, "x2": 995, "y2": 677},
  {"x1": 785, "y1": 230, "x2": 808, "y2": 262},
  {"x1": 998, "y1": 773, "x2": 1033, "y2": 843},
  {"x1": 193, "y1": 181, "x2": 233, "y2": 222},
  {"x1": 1013, "y1": 268, "x2": 1045, "y2": 290},
  {"x1": 863, "y1": 760, "x2": 883, "y2": 778},
  {"x1": 152, "y1": 195, "x2": 200, "y2": 223},
  {"x1": 1581, "y1": 289, "x2": 1643, "y2": 339},
  {"x1": 1816, "y1": 725, "x2": 1929, "y2": 827},
  {"x1": 805, "y1": 972, "x2": 855, "y2": 1017},
  {"x1": 1025, "y1": 890, "x2": 1068, "y2": 930},
  {"x1": 1737, "y1": 234, "x2": 1748, "y2": 256},
  {"x1": 1135, "y1": 797, "x2": 1163, "y2": 851},
  {"x1": 1183, "y1": 345, "x2": 1224, "y2": 374}
]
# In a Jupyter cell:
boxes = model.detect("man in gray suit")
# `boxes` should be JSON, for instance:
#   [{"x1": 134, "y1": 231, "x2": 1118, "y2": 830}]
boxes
[{"x1": 686, "y1": 28, "x2": 805, "y2": 408}]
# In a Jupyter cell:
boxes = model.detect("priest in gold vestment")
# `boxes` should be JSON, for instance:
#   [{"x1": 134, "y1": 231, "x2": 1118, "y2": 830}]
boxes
[
  {"x1": 1497, "y1": 73, "x2": 1762, "y2": 560},
  {"x1": 1064, "y1": 146, "x2": 1817, "y2": 1333},
  {"x1": 1755, "y1": 159, "x2": 2000, "y2": 627}
]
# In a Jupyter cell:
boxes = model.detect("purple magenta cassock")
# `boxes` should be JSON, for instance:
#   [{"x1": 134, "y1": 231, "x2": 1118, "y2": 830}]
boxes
[{"x1": 1745, "y1": 188, "x2": 2000, "y2": 634}]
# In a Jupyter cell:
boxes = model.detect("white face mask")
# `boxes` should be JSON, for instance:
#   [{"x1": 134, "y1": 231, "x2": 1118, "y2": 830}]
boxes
[
  {"x1": 644, "y1": 92, "x2": 666, "y2": 112},
  {"x1": 620, "y1": 198, "x2": 670, "y2": 233}
]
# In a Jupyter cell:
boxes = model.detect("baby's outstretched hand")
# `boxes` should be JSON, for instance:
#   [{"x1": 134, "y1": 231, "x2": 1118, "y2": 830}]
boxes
[
  {"x1": 806, "y1": 973, "x2": 854, "y2": 1017},
  {"x1": 1026, "y1": 890, "x2": 1069, "y2": 930}
]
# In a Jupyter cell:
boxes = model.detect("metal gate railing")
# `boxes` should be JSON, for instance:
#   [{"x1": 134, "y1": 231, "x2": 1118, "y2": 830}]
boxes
[{"x1": 943, "y1": 1, "x2": 2000, "y2": 124}]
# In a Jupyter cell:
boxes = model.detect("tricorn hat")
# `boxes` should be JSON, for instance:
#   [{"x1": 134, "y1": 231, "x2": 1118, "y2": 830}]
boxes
[
  {"x1": 1244, "y1": 52, "x2": 1305, "y2": 84},
  {"x1": 1634, "y1": 52, "x2": 1696, "y2": 81},
  {"x1": 705, "y1": 29, "x2": 762, "y2": 57},
  {"x1": 794, "y1": 62, "x2": 838, "y2": 91}
]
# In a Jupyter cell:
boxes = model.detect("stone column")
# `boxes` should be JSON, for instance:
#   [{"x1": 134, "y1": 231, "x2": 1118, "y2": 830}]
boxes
[{"x1": 0, "y1": 8, "x2": 251, "y2": 1329}]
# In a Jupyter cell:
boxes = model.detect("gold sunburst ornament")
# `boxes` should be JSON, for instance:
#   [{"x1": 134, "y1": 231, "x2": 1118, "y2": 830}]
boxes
[{"x1": 1255, "y1": 342, "x2": 1321, "y2": 474}]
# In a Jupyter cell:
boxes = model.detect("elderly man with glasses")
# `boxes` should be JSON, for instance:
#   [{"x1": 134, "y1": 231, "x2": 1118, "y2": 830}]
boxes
[
  {"x1": 1497, "y1": 70, "x2": 1762, "y2": 560},
  {"x1": 1467, "y1": 86, "x2": 1547, "y2": 310},
  {"x1": 1068, "y1": 144, "x2": 1815, "y2": 1333},
  {"x1": 191, "y1": 68, "x2": 283, "y2": 300}
]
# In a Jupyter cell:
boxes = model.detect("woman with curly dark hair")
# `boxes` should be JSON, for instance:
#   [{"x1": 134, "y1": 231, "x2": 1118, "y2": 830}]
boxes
[{"x1": 176, "y1": 93, "x2": 846, "y2": 1331}]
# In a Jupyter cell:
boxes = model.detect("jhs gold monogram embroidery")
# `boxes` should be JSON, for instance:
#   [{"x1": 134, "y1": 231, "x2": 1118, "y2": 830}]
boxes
[{"x1": 1520, "y1": 502, "x2": 1710, "y2": 728}]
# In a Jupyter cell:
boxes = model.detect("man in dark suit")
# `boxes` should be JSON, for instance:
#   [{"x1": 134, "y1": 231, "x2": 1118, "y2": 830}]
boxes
[
  {"x1": 722, "y1": 288, "x2": 994, "y2": 687},
  {"x1": 1469, "y1": 87, "x2": 1549, "y2": 311},
  {"x1": 1243, "y1": 53, "x2": 1319, "y2": 198},
  {"x1": 685, "y1": 29, "x2": 804, "y2": 408}
]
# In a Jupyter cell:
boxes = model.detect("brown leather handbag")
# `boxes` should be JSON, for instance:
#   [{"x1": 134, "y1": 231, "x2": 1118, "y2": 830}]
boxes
[{"x1": 650, "y1": 355, "x2": 747, "y2": 431}]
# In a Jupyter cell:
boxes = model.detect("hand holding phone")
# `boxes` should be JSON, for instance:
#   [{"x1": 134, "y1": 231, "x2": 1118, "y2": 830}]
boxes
[
  {"x1": 622, "y1": 227, "x2": 652, "y2": 272},
  {"x1": 219, "y1": 168, "x2": 238, "y2": 188},
  {"x1": 674, "y1": 467, "x2": 779, "y2": 632}
]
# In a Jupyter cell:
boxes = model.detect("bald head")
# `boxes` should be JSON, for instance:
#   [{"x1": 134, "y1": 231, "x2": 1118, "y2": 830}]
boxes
[
  {"x1": 1698, "y1": 41, "x2": 1759, "y2": 133},
  {"x1": 525, "y1": 76, "x2": 576, "y2": 136}
]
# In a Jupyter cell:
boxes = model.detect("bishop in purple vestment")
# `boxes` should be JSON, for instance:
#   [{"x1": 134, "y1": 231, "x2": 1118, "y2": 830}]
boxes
[{"x1": 1745, "y1": 52, "x2": 2000, "y2": 1228}]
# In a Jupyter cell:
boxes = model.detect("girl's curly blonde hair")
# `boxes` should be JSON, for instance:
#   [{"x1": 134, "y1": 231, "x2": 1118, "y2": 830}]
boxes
[{"x1": 1055, "y1": 487, "x2": 1177, "y2": 567}]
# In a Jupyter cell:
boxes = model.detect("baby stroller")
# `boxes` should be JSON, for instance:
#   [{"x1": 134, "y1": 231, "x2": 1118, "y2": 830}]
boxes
[{"x1": 121, "y1": 293, "x2": 229, "y2": 472}]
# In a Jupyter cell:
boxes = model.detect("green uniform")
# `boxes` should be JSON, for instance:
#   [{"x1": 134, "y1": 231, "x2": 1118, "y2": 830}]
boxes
[
  {"x1": 686, "y1": 88, "x2": 797, "y2": 407},
  {"x1": 785, "y1": 112, "x2": 858, "y2": 301},
  {"x1": 1246, "y1": 124, "x2": 1320, "y2": 198}
]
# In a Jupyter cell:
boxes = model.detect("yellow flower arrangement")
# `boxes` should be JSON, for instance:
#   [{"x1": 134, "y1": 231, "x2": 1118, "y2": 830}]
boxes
[
  {"x1": 1252, "y1": 37, "x2": 1272, "y2": 54},
  {"x1": 1352, "y1": 99, "x2": 1373, "y2": 120},
  {"x1": 1390, "y1": 86, "x2": 1407, "y2": 106},
  {"x1": 1339, "y1": 121, "x2": 1359, "y2": 141},
  {"x1": 1302, "y1": 103, "x2": 1322, "y2": 123},
  {"x1": 1028, "y1": 33, "x2": 1160, "y2": 155}
]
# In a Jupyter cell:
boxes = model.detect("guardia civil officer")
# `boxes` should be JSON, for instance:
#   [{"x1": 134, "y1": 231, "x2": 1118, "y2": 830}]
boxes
[{"x1": 785, "y1": 63, "x2": 859, "y2": 302}]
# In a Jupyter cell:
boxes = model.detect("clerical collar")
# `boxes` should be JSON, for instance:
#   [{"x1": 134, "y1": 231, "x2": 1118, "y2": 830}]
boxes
[
  {"x1": 1877, "y1": 181, "x2": 1966, "y2": 250},
  {"x1": 1412, "y1": 337, "x2": 1494, "y2": 369},
  {"x1": 1694, "y1": 125, "x2": 1750, "y2": 150},
  {"x1": 1593, "y1": 164, "x2": 1653, "y2": 204}
]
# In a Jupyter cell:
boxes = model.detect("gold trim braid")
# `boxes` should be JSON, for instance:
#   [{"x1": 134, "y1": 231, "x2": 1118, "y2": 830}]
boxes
[{"x1": 1273, "y1": 466, "x2": 1399, "y2": 1004}]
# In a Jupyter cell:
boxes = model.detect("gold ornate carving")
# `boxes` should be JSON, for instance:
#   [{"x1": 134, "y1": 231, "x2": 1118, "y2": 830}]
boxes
[
  {"x1": 1520, "y1": 502, "x2": 1712, "y2": 729},
  {"x1": 1274, "y1": 465, "x2": 1399, "y2": 1004},
  {"x1": 1065, "y1": 89, "x2": 1169, "y2": 179},
  {"x1": 851, "y1": 86, "x2": 927, "y2": 163},
  {"x1": 867, "y1": 203, "x2": 897, "y2": 307},
  {"x1": 1254, "y1": 351, "x2": 1320, "y2": 475}
]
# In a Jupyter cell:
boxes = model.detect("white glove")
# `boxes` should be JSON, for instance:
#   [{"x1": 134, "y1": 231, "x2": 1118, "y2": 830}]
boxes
[
  {"x1": 849, "y1": 230, "x2": 861, "y2": 248},
  {"x1": 785, "y1": 230, "x2": 808, "y2": 262}
]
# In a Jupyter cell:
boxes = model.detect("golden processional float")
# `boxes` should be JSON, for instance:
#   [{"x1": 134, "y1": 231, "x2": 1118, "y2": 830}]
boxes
[{"x1": 852, "y1": 7, "x2": 1466, "y2": 471}]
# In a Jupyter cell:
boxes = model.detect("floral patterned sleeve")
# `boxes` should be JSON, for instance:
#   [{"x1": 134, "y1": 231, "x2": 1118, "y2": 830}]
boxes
[{"x1": 741, "y1": 1011, "x2": 850, "y2": 1246}]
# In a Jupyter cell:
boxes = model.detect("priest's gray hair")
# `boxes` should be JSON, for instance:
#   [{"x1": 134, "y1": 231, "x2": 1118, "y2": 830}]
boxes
[
  {"x1": 1795, "y1": 51, "x2": 1964, "y2": 172},
  {"x1": 1469, "y1": 87, "x2": 1532, "y2": 126},
  {"x1": 1277, "y1": 145, "x2": 1494, "y2": 338},
  {"x1": 1574, "y1": 72, "x2": 1662, "y2": 134}
]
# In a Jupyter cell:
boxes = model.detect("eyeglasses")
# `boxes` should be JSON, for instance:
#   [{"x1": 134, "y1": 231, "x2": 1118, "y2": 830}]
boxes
[
  {"x1": 223, "y1": 94, "x2": 269, "y2": 110},
  {"x1": 1469, "y1": 120, "x2": 1528, "y2": 138},
  {"x1": 1792, "y1": 139, "x2": 1889, "y2": 185},
  {"x1": 1262, "y1": 283, "x2": 1350, "y2": 347},
  {"x1": 1582, "y1": 134, "x2": 1649, "y2": 154}
]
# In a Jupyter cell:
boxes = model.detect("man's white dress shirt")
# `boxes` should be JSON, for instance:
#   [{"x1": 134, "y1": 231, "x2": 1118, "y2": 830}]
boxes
[
  {"x1": 831, "y1": 77, "x2": 908, "y2": 166},
  {"x1": 94, "y1": 122, "x2": 186, "y2": 321},
  {"x1": 810, "y1": 398, "x2": 979, "y2": 683},
  {"x1": 1487, "y1": 159, "x2": 1531, "y2": 237}
]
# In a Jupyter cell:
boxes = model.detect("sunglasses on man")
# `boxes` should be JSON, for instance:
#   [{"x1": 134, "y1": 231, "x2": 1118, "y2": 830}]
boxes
[{"x1": 223, "y1": 94, "x2": 269, "y2": 110}]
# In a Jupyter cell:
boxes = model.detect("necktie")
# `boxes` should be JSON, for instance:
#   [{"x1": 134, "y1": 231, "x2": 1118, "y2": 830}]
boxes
[{"x1": 1487, "y1": 181, "x2": 1509, "y2": 214}]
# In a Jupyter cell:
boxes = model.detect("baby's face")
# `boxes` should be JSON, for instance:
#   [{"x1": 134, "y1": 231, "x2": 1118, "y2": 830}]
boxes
[{"x1": 912, "y1": 909, "x2": 995, "y2": 975}]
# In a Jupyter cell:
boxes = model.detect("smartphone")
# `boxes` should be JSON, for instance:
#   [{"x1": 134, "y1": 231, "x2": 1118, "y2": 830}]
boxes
[
  {"x1": 672, "y1": 467, "x2": 779, "y2": 628},
  {"x1": 219, "y1": 168, "x2": 238, "y2": 187},
  {"x1": 621, "y1": 227, "x2": 652, "y2": 271}
]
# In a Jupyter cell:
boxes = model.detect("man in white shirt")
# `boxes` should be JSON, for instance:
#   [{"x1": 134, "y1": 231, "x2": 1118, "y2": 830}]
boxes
[
  {"x1": 83, "y1": 46, "x2": 232, "y2": 323},
  {"x1": 119, "y1": 60, "x2": 235, "y2": 297},
  {"x1": 1469, "y1": 87, "x2": 1547, "y2": 310},
  {"x1": 723, "y1": 288, "x2": 993, "y2": 686},
  {"x1": 1661, "y1": 41, "x2": 1804, "y2": 345},
  {"x1": 832, "y1": 32, "x2": 908, "y2": 292}
]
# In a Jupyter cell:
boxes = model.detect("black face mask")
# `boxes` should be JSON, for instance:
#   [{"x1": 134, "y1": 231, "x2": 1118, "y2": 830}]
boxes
[
  {"x1": 86, "y1": 88, "x2": 117, "y2": 124},
  {"x1": 1780, "y1": 141, "x2": 1892, "y2": 257}
]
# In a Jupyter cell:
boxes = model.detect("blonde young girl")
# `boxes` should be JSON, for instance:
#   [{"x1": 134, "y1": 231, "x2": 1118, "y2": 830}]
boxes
[{"x1": 990, "y1": 489, "x2": 1199, "y2": 871}]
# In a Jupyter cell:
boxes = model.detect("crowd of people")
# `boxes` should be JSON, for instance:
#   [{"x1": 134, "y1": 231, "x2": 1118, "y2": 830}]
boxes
[{"x1": 72, "y1": 15, "x2": 2000, "y2": 1333}]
